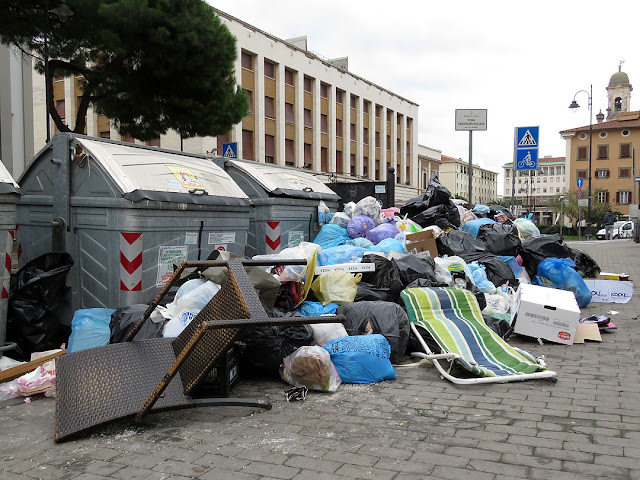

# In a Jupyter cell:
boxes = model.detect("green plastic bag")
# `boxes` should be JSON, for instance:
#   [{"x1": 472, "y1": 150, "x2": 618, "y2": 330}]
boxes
[{"x1": 311, "y1": 271, "x2": 362, "y2": 306}]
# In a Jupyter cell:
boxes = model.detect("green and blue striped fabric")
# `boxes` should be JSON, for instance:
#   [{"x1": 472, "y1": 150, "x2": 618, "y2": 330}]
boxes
[{"x1": 400, "y1": 287, "x2": 547, "y2": 377}]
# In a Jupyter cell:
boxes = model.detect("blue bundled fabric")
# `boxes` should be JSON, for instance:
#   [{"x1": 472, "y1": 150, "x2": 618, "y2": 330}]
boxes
[
  {"x1": 67, "y1": 308, "x2": 116, "y2": 353},
  {"x1": 467, "y1": 262, "x2": 496, "y2": 293},
  {"x1": 537, "y1": 257, "x2": 592, "y2": 308},
  {"x1": 367, "y1": 237, "x2": 407, "y2": 255},
  {"x1": 498, "y1": 255, "x2": 524, "y2": 278},
  {"x1": 323, "y1": 334, "x2": 396, "y2": 383},
  {"x1": 297, "y1": 301, "x2": 339, "y2": 316},
  {"x1": 462, "y1": 218, "x2": 496, "y2": 237},
  {"x1": 317, "y1": 245, "x2": 366, "y2": 266},
  {"x1": 312, "y1": 223, "x2": 350, "y2": 249}
]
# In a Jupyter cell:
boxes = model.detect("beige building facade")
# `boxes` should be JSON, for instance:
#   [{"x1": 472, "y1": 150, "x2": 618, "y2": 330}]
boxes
[
  {"x1": 561, "y1": 68, "x2": 639, "y2": 217},
  {"x1": 417, "y1": 144, "x2": 442, "y2": 192},
  {"x1": 438, "y1": 155, "x2": 498, "y2": 205}
]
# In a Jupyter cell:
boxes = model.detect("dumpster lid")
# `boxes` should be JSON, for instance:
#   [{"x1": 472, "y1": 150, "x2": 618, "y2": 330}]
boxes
[
  {"x1": 0, "y1": 160, "x2": 20, "y2": 194},
  {"x1": 76, "y1": 138, "x2": 250, "y2": 206},
  {"x1": 227, "y1": 159, "x2": 340, "y2": 201}
]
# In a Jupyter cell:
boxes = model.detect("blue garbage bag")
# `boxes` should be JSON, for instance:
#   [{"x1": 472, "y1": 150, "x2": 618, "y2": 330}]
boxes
[
  {"x1": 312, "y1": 224, "x2": 350, "y2": 249},
  {"x1": 317, "y1": 245, "x2": 366, "y2": 266},
  {"x1": 366, "y1": 223, "x2": 399, "y2": 244},
  {"x1": 297, "y1": 301, "x2": 339, "y2": 317},
  {"x1": 467, "y1": 262, "x2": 496, "y2": 293},
  {"x1": 323, "y1": 334, "x2": 396, "y2": 383},
  {"x1": 67, "y1": 308, "x2": 116, "y2": 353},
  {"x1": 345, "y1": 237, "x2": 374, "y2": 249},
  {"x1": 537, "y1": 257, "x2": 592, "y2": 308},
  {"x1": 498, "y1": 255, "x2": 524, "y2": 278},
  {"x1": 462, "y1": 218, "x2": 496, "y2": 237},
  {"x1": 347, "y1": 215, "x2": 376, "y2": 239},
  {"x1": 367, "y1": 237, "x2": 407, "y2": 255},
  {"x1": 473, "y1": 204, "x2": 491, "y2": 213}
]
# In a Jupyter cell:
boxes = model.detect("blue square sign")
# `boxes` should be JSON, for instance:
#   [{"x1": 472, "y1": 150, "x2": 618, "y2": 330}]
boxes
[
  {"x1": 516, "y1": 148, "x2": 538, "y2": 171},
  {"x1": 222, "y1": 142, "x2": 238, "y2": 159},
  {"x1": 516, "y1": 126, "x2": 539, "y2": 148}
]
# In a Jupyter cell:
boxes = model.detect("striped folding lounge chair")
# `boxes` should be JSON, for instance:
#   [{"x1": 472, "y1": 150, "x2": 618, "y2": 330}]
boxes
[{"x1": 400, "y1": 287, "x2": 557, "y2": 384}]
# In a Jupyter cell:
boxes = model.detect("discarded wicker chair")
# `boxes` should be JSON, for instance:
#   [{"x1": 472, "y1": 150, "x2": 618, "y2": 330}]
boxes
[{"x1": 55, "y1": 259, "x2": 341, "y2": 442}]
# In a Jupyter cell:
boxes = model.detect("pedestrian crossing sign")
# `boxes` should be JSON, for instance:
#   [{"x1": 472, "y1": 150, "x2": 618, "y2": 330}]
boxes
[
  {"x1": 222, "y1": 142, "x2": 238, "y2": 159},
  {"x1": 516, "y1": 126, "x2": 539, "y2": 148}
]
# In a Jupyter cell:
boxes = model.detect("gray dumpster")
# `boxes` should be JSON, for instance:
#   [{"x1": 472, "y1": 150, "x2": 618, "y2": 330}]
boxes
[
  {"x1": 17, "y1": 133, "x2": 252, "y2": 314},
  {"x1": 221, "y1": 158, "x2": 340, "y2": 257},
  {"x1": 0, "y1": 160, "x2": 19, "y2": 356}
]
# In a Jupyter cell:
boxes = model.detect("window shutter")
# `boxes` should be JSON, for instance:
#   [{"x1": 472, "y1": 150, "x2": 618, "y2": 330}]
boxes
[
  {"x1": 616, "y1": 191, "x2": 620, "y2": 203},
  {"x1": 605, "y1": 191, "x2": 610, "y2": 203}
]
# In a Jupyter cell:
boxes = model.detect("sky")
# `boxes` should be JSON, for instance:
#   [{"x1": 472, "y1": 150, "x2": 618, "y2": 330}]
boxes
[{"x1": 209, "y1": 0, "x2": 640, "y2": 193}]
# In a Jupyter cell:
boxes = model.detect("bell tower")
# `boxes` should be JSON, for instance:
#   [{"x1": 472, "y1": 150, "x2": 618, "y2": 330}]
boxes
[{"x1": 606, "y1": 63, "x2": 632, "y2": 120}]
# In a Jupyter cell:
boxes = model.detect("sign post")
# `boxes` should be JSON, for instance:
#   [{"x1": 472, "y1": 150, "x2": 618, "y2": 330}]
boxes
[
  {"x1": 455, "y1": 109, "x2": 487, "y2": 206},
  {"x1": 513, "y1": 126, "x2": 539, "y2": 215}
]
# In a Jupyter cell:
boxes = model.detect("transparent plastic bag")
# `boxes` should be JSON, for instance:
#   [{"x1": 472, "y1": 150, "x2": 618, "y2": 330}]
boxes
[
  {"x1": 329, "y1": 212, "x2": 351, "y2": 228},
  {"x1": 344, "y1": 202, "x2": 357, "y2": 218},
  {"x1": 468, "y1": 262, "x2": 496, "y2": 293},
  {"x1": 253, "y1": 242, "x2": 321, "y2": 282},
  {"x1": 514, "y1": 218, "x2": 540, "y2": 240},
  {"x1": 311, "y1": 271, "x2": 362, "y2": 306},
  {"x1": 280, "y1": 346, "x2": 342, "y2": 392},
  {"x1": 318, "y1": 201, "x2": 330, "y2": 226},
  {"x1": 353, "y1": 196, "x2": 382, "y2": 222},
  {"x1": 310, "y1": 323, "x2": 348, "y2": 347}
]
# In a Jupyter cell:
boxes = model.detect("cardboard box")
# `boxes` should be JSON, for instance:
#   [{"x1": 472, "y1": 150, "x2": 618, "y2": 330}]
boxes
[
  {"x1": 511, "y1": 284, "x2": 580, "y2": 345},
  {"x1": 405, "y1": 230, "x2": 439, "y2": 257},
  {"x1": 599, "y1": 272, "x2": 631, "y2": 281},
  {"x1": 583, "y1": 279, "x2": 633, "y2": 303}
]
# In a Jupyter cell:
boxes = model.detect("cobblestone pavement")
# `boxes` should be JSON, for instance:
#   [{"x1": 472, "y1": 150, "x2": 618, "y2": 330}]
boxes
[{"x1": 1, "y1": 239, "x2": 639, "y2": 479}]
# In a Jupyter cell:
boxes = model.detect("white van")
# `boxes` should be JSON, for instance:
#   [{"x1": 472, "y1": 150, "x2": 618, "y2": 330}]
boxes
[{"x1": 596, "y1": 220, "x2": 635, "y2": 240}]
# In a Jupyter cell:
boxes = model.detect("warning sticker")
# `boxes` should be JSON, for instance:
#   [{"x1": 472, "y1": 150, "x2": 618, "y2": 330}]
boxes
[
  {"x1": 288, "y1": 231, "x2": 304, "y2": 247},
  {"x1": 185, "y1": 232, "x2": 198, "y2": 245},
  {"x1": 156, "y1": 245, "x2": 188, "y2": 286},
  {"x1": 287, "y1": 176, "x2": 309, "y2": 191},
  {"x1": 167, "y1": 165, "x2": 204, "y2": 189},
  {"x1": 208, "y1": 232, "x2": 236, "y2": 244},
  {"x1": 214, "y1": 244, "x2": 227, "y2": 252}
]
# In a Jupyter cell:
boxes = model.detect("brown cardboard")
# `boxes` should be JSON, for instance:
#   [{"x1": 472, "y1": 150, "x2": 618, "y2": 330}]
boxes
[
  {"x1": 405, "y1": 230, "x2": 439, "y2": 257},
  {"x1": 573, "y1": 323, "x2": 602, "y2": 343}
]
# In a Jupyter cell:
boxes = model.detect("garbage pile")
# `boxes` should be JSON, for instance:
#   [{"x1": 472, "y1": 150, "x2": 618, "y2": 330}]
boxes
[{"x1": 1, "y1": 174, "x2": 613, "y2": 402}]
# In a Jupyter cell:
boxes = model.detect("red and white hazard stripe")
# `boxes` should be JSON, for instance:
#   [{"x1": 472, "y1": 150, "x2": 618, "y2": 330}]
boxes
[
  {"x1": 1, "y1": 230, "x2": 12, "y2": 299},
  {"x1": 120, "y1": 232, "x2": 142, "y2": 291},
  {"x1": 265, "y1": 221, "x2": 281, "y2": 254}
]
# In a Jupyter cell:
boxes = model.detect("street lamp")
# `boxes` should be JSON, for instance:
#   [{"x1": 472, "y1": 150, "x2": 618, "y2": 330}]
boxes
[
  {"x1": 569, "y1": 85, "x2": 593, "y2": 239},
  {"x1": 43, "y1": 0, "x2": 75, "y2": 142},
  {"x1": 559, "y1": 195, "x2": 565, "y2": 236}
]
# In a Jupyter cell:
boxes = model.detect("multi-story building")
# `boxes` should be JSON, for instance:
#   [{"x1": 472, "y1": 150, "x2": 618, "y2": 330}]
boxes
[
  {"x1": 438, "y1": 155, "x2": 498, "y2": 205},
  {"x1": 29, "y1": 8, "x2": 420, "y2": 201},
  {"x1": 417, "y1": 144, "x2": 442, "y2": 192},
  {"x1": 502, "y1": 156, "x2": 567, "y2": 225},
  {"x1": 560, "y1": 67, "x2": 639, "y2": 217}
]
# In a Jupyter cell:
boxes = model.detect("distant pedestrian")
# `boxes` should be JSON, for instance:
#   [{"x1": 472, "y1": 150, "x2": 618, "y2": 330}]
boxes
[{"x1": 603, "y1": 209, "x2": 616, "y2": 240}]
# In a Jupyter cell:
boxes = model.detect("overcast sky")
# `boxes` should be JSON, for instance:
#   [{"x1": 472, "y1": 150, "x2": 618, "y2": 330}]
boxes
[{"x1": 210, "y1": 0, "x2": 640, "y2": 193}]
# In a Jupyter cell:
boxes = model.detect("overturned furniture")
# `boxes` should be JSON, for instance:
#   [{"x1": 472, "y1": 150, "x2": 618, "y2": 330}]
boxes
[
  {"x1": 400, "y1": 287, "x2": 557, "y2": 384},
  {"x1": 55, "y1": 259, "x2": 342, "y2": 442}
]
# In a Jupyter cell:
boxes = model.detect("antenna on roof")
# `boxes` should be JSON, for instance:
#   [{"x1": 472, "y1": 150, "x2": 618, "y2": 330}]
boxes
[{"x1": 619, "y1": 60, "x2": 625, "y2": 71}]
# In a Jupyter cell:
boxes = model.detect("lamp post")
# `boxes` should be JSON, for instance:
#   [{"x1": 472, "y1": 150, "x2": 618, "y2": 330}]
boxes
[
  {"x1": 559, "y1": 195, "x2": 565, "y2": 236},
  {"x1": 43, "y1": 0, "x2": 75, "y2": 142},
  {"x1": 569, "y1": 85, "x2": 593, "y2": 239}
]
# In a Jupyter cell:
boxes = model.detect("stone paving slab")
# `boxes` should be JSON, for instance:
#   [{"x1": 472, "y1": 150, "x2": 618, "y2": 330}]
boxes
[{"x1": 1, "y1": 239, "x2": 639, "y2": 479}]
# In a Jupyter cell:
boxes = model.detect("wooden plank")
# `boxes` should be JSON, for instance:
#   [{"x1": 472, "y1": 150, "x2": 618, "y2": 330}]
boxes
[{"x1": 0, "y1": 350, "x2": 66, "y2": 384}]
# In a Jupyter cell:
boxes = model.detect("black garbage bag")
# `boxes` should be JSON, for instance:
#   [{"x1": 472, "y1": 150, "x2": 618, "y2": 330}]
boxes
[
  {"x1": 520, "y1": 234, "x2": 572, "y2": 278},
  {"x1": 436, "y1": 230, "x2": 488, "y2": 256},
  {"x1": 488, "y1": 205, "x2": 515, "y2": 220},
  {"x1": 355, "y1": 281, "x2": 397, "y2": 302},
  {"x1": 337, "y1": 301, "x2": 410, "y2": 363},
  {"x1": 400, "y1": 173, "x2": 452, "y2": 218},
  {"x1": 477, "y1": 222, "x2": 521, "y2": 256},
  {"x1": 411, "y1": 201, "x2": 461, "y2": 228},
  {"x1": 360, "y1": 254, "x2": 404, "y2": 296},
  {"x1": 569, "y1": 248, "x2": 601, "y2": 279},
  {"x1": 393, "y1": 253, "x2": 440, "y2": 287},
  {"x1": 482, "y1": 315, "x2": 514, "y2": 340},
  {"x1": 459, "y1": 252, "x2": 517, "y2": 288},
  {"x1": 6, "y1": 253, "x2": 74, "y2": 359},
  {"x1": 238, "y1": 312, "x2": 313, "y2": 377},
  {"x1": 109, "y1": 304, "x2": 165, "y2": 343}
]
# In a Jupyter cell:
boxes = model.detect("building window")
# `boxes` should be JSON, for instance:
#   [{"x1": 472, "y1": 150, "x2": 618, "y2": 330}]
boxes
[
  {"x1": 350, "y1": 154, "x2": 356, "y2": 175},
  {"x1": 375, "y1": 131, "x2": 380, "y2": 147},
  {"x1": 336, "y1": 151, "x2": 343, "y2": 174},
  {"x1": 619, "y1": 167, "x2": 631, "y2": 178},
  {"x1": 620, "y1": 143, "x2": 631, "y2": 158},
  {"x1": 577, "y1": 170, "x2": 587, "y2": 179},
  {"x1": 363, "y1": 127, "x2": 369, "y2": 144},
  {"x1": 244, "y1": 89, "x2": 254, "y2": 114},
  {"x1": 304, "y1": 143, "x2": 312, "y2": 168},
  {"x1": 303, "y1": 76, "x2": 312, "y2": 93},
  {"x1": 265, "y1": 134, "x2": 275, "y2": 163},
  {"x1": 241, "y1": 52, "x2": 253, "y2": 70},
  {"x1": 265, "y1": 96, "x2": 275, "y2": 119},
  {"x1": 363, "y1": 101, "x2": 370, "y2": 115},
  {"x1": 285, "y1": 102, "x2": 294, "y2": 124},
  {"x1": 285, "y1": 139, "x2": 294, "y2": 166},
  {"x1": 285, "y1": 69, "x2": 294, "y2": 86},
  {"x1": 579, "y1": 133, "x2": 587, "y2": 140},
  {"x1": 242, "y1": 129, "x2": 254, "y2": 161},
  {"x1": 321, "y1": 114, "x2": 328, "y2": 134},
  {"x1": 336, "y1": 119, "x2": 343, "y2": 137},
  {"x1": 597, "y1": 191, "x2": 608, "y2": 203},
  {"x1": 336, "y1": 90, "x2": 343, "y2": 104},
  {"x1": 350, "y1": 95, "x2": 356, "y2": 109},
  {"x1": 577, "y1": 146, "x2": 587, "y2": 160},
  {"x1": 99, "y1": 131, "x2": 110, "y2": 139},
  {"x1": 375, "y1": 105, "x2": 381, "y2": 118},
  {"x1": 363, "y1": 156, "x2": 368, "y2": 177},
  {"x1": 264, "y1": 60, "x2": 275, "y2": 79},
  {"x1": 304, "y1": 108, "x2": 312, "y2": 129},
  {"x1": 320, "y1": 83, "x2": 328, "y2": 98},
  {"x1": 597, "y1": 145, "x2": 608, "y2": 159},
  {"x1": 321, "y1": 147, "x2": 328, "y2": 172},
  {"x1": 622, "y1": 130, "x2": 630, "y2": 137},
  {"x1": 556, "y1": 187, "x2": 560, "y2": 193},
  {"x1": 617, "y1": 191, "x2": 631, "y2": 204},
  {"x1": 595, "y1": 169, "x2": 610, "y2": 178},
  {"x1": 350, "y1": 123, "x2": 356, "y2": 139},
  {"x1": 614, "y1": 97, "x2": 622, "y2": 112},
  {"x1": 56, "y1": 99, "x2": 65, "y2": 120},
  {"x1": 386, "y1": 135, "x2": 391, "y2": 150},
  {"x1": 599, "y1": 131, "x2": 608, "y2": 138}
]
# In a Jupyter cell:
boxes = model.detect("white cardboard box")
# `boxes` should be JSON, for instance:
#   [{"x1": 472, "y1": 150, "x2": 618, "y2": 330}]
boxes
[
  {"x1": 584, "y1": 279, "x2": 634, "y2": 303},
  {"x1": 511, "y1": 284, "x2": 581, "y2": 345}
]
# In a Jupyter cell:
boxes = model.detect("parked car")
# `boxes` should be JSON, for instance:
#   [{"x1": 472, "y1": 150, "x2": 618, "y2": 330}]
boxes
[{"x1": 596, "y1": 220, "x2": 635, "y2": 240}]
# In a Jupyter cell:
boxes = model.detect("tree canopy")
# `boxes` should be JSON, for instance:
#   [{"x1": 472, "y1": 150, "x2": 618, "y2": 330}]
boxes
[
  {"x1": 0, "y1": 0, "x2": 247, "y2": 140},
  {"x1": 548, "y1": 189, "x2": 622, "y2": 227}
]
